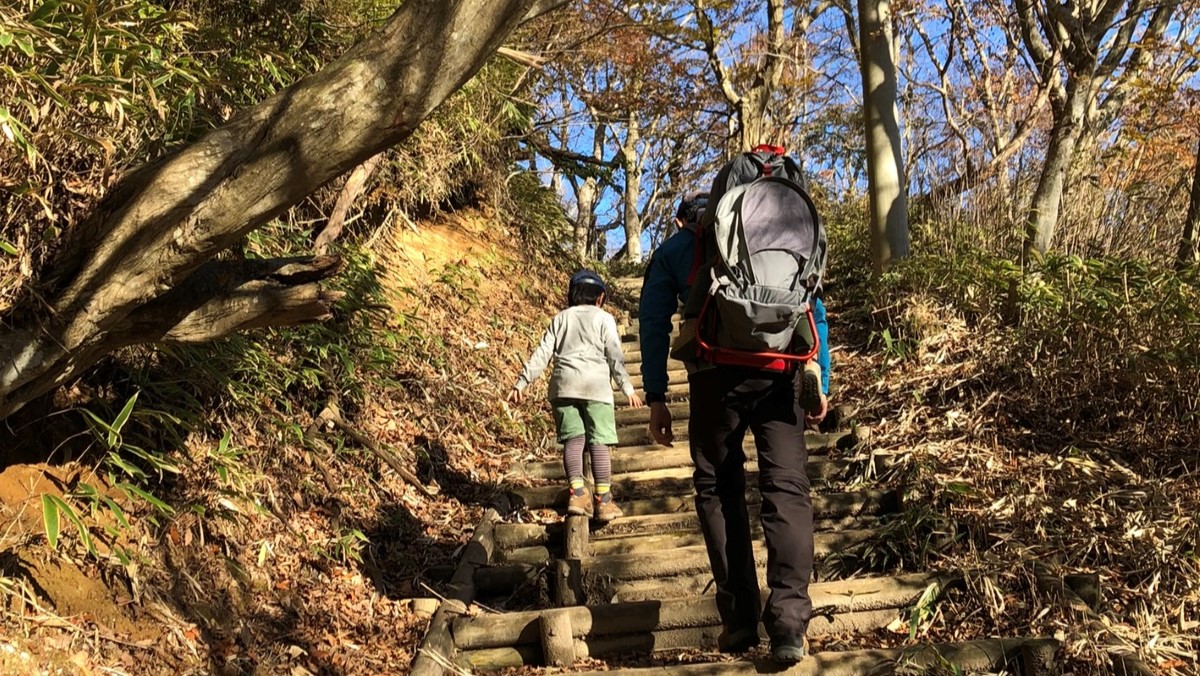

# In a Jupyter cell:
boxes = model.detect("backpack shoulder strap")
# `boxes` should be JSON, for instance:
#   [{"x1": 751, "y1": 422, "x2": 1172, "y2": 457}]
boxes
[
  {"x1": 685, "y1": 226, "x2": 704, "y2": 286},
  {"x1": 781, "y1": 156, "x2": 808, "y2": 191}
]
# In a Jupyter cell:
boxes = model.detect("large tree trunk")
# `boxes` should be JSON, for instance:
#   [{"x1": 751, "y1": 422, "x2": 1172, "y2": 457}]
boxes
[
  {"x1": 620, "y1": 111, "x2": 644, "y2": 263},
  {"x1": 1177, "y1": 141, "x2": 1200, "y2": 270},
  {"x1": 695, "y1": 0, "x2": 785, "y2": 153},
  {"x1": 1022, "y1": 77, "x2": 1090, "y2": 265},
  {"x1": 859, "y1": 0, "x2": 909, "y2": 275},
  {"x1": 575, "y1": 177, "x2": 598, "y2": 259},
  {"x1": 0, "y1": 0, "x2": 566, "y2": 421},
  {"x1": 574, "y1": 122, "x2": 607, "y2": 259}
]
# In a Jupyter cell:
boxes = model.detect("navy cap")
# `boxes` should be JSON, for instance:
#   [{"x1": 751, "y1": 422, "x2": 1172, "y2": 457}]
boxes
[
  {"x1": 676, "y1": 192, "x2": 709, "y2": 224},
  {"x1": 570, "y1": 269, "x2": 606, "y2": 291}
]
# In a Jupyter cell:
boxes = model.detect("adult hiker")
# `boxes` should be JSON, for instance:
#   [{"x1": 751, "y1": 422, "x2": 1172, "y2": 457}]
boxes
[{"x1": 637, "y1": 148, "x2": 829, "y2": 663}]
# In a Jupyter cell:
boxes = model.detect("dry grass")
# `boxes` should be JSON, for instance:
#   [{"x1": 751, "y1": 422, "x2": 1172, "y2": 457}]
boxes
[{"x1": 834, "y1": 273, "x2": 1200, "y2": 674}]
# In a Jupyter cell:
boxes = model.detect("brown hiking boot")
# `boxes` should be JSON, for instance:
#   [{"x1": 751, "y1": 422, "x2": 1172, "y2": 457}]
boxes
[
  {"x1": 798, "y1": 360, "x2": 823, "y2": 415},
  {"x1": 566, "y1": 486, "x2": 593, "y2": 517},
  {"x1": 593, "y1": 493, "x2": 623, "y2": 522}
]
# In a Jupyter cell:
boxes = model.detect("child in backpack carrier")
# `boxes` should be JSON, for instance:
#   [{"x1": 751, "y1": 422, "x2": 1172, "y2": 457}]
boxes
[{"x1": 509, "y1": 270, "x2": 643, "y2": 522}]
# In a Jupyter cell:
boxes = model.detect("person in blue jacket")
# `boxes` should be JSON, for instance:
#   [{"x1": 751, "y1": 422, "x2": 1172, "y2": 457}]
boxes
[
  {"x1": 637, "y1": 192, "x2": 830, "y2": 663},
  {"x1": 639, "y1": 194, "x2": 831, "y2": 439}
]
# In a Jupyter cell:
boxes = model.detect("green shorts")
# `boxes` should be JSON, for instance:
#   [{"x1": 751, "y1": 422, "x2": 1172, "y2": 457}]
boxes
[{"x1": 551, "y1": 399, "x2": 618, "y2": 445}]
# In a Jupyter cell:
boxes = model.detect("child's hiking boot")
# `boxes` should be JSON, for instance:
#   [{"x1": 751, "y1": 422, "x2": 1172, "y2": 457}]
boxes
[
  {"x1": 566, "y1": 485, "x2": 593, "y2": 517},
  {"x1": 593, "y1": 492, "x2": 623, "y2": 522},
  {"x1": 798, "y1": 360, "x2": 823, "y2": 415}
]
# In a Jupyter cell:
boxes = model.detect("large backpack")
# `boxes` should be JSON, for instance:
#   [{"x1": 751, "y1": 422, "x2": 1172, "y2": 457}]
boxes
[{"x1": 673, "y1": 146, "x2": 826, "y2": 371}]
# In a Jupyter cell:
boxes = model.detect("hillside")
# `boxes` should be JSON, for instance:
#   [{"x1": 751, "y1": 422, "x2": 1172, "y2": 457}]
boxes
[{"x1": 0, "y1": 204, "x2": 594, "y2": 673}]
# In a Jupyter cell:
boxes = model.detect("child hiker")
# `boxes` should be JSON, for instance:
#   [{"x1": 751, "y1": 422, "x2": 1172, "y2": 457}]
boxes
[{"x1": 508, "y1": 270, "x2": 643, "y2": 522}]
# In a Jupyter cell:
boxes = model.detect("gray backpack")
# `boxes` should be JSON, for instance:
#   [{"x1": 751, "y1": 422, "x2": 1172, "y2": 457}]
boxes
[{"x1": 674, "y1": 150, "x2": 826, "y2": 370}]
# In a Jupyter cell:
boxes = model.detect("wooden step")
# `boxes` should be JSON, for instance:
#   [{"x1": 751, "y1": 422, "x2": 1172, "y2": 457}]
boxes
[
  {"x1": 616, "y1": 423, "x2": 856, "y2": 450},
  {"x1": 620, "y1": 316, "x2": 684, "y2": 336},
  {"x1": 616, "y1": 380, "x2": 690, "y2": 402},
  {"x1": 614, "y1": 400, "x2": 686, "y2": 425},
  {"x1": 509, "y1": 455, "x2": 884, "y2": 507},
  {"x1": 493, "y1": 511, "x2": 880, "y2": 551},
  {"x1": 457, "y1": 609, "x2": 929, "y2": 670},
  {"x1": 531, "y1": 488, "x2": 900, "y2": 521},
  {"x1": 611, "y1": 277, "x2": 645, "y2": 291},
  {"x1": 623, "y1": 360, "x2": 686, "y2": 377},
  {"x1": 500, "y1": 528, "x2": 876, "y2": 566},
  {"x1": 591, "y1": 638, "x2": 1060, "y2": 676},
  {"x1": 514, "y1": 432, "x2": 861, "y2": 480},
  {"x1": 509, "y1": 461, "x2": 880, "y2": 510},
  {"x1": 451, "y1": 572, "x2": 955, "y2": 649}
]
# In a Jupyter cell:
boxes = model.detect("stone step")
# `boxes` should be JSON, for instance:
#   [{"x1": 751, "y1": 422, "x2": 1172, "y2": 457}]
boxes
[{"x1": 514, "y1": 433, "x2": 863, "y2": 481}]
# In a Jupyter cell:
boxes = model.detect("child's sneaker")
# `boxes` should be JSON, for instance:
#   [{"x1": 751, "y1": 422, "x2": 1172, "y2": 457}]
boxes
[
  {"x1": 593, "y1": 492, "x2": 623, "y2": 522},
  {"x1": 798, "y1": 360, "x2": 823, "y2": 415},
  {"x1": 566, "y1": 485, "x2": 593, "y2": 517}
]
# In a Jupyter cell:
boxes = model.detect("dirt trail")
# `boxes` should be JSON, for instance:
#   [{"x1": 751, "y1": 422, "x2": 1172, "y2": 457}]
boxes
[{"x1": 0, "y1": 464, "x2": 161, "y2": 645}]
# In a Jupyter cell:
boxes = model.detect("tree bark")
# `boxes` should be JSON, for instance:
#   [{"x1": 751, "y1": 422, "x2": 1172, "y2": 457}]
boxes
[
  {"x1": 1022, "y1": 77, "x2": 1090, "y2": 265},
  {"x1": 619, "y1": 111, "x2": 643, "y2": 262},
  {"x1": 1014, "y1": 0, "x2": 1177, "y2": 263},
  {"x1": 859, "y1": 0, "x2": 909, "y2": 275},
  {"x1": 1177, "y1": 141, "x2": 1200, "y2": 270},
  {"x1": 314, "y1": 153, "x2": 384, "y2": 254},
  {"x1": 695, "y1": 0, "x2": 785, "y2": 153},
  {"x1": 0, "y1": 0, "x2": 567, "y2": 421}
]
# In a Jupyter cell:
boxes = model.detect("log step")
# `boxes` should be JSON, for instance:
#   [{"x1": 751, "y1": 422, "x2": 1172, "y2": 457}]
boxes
[
  {"x1": 493, "y1": 510, "x2": 880, "y2": 552},
  {"x1": 452, "y1": 572, "x2": 955, "y2": 649},
  {"x1": 619, "y1": 380, "x2": 689, "y2": 401},
  {"x1": 593, "y1": 638, "x2": 1061, "y2": 676},
  {"x1": 458, "y1": 609, "x2": 1041, "y2": 667},
  {"x1": 500, "y1": 528, "x2": 877, "y2": 567},
  {"x1": 510, "y1": 454, "x2": 883, "y2": 506},
  {"x1": 623, "y1": 360, "x2": 686, "y2": 377},
  {"x1": 615, "y1": 423, "x2": 857, "y2": 448},
  {"x1": 514, "y1": 431, "x2": 861, "y2": 481},
  {"x1": 511, "y1": 483, "x2": 898, "y2": 519}
]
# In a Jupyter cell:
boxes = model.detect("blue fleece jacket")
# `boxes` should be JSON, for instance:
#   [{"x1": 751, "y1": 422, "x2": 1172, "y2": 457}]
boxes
[{"x1": 637, "y1": 229, "x2": 830, "y2": 398}]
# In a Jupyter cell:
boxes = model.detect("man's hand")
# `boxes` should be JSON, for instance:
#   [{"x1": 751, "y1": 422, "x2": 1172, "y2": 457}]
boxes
[
  {"x1": 804, "y1": 393, "x2": 828, "y2": 426},
  {"x1": 648, "y1": 400, "x2": 674, "y2": 446},
  {"x1": 627, "y1": 393, "x2": 644, "y2": 409},
  {"x1": 507, "y1": 388, "x2": 523, "y2": 404}
]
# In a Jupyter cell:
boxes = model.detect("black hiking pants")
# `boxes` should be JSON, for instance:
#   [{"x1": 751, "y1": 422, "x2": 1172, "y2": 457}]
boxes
[{"x1": 688, "y1": 366, "x2": 814, "y2": 639}]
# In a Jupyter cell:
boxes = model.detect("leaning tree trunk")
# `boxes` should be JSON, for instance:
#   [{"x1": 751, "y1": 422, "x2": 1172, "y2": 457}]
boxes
[
  {"x1": 859, "y1": 0, "x2": 909, "y2": 276},
  {"x1": 1177, "y1": 140, "x2": 1200, "y2": 270},
  {"x1": 0, "y1": 0, "x2": 566, "y2": 421},
  {"x1": 1022, "y1": 77, "x2": 1090, "y2": 266},
  {"x1": 314, "y1": 153, "x2": 385, "y2": 254}
]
